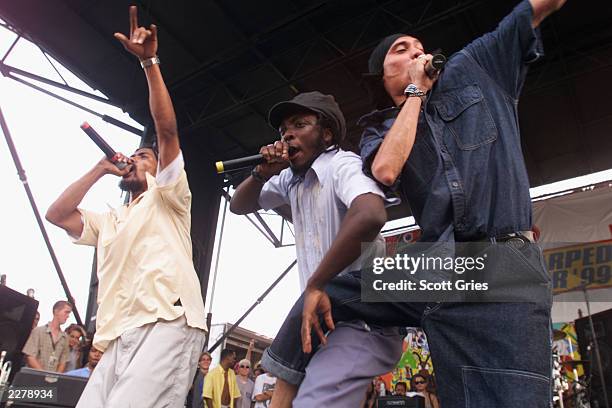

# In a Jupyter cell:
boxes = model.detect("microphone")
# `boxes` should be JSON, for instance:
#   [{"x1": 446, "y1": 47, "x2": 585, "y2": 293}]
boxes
[
  {"x1": 80, "y1": 122, "x2": 127, "y2": 169},
  {"x1": 216, "y1": 154, "x2": 264, "y2": 174},
  {"x1": 425, "y1": 54, "x2": 446, "y2": 78}
]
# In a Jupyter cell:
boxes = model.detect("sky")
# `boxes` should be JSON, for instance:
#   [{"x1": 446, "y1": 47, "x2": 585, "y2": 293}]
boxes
[{"x1": 2, "y1": 18, "x2": 612, "y2": 341}]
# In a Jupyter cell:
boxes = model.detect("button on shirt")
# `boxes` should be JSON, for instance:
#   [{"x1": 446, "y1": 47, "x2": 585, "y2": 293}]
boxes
[
  {"x1": 258, "y1": 147, "x2": 396, "y2": 290},
  {"x1": 359, "y1": 0, "x2": 543, "y2": 241},
  {"x1": 72, "y1": 152, "x2": 206, "y2": 351}
]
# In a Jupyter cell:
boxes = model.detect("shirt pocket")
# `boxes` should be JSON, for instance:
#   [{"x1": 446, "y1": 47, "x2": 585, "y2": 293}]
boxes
[{"x1": 433, "y1": 84, "x2": 498, "y2": 150}]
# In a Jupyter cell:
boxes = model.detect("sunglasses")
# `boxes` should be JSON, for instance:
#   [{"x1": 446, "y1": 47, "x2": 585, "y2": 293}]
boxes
[
  {"x1": 414, "y1": 380, "x2": 426, "y2": 385},
  {"x1": 239, "y1": 365, "x2": 250, "y2": 369}
]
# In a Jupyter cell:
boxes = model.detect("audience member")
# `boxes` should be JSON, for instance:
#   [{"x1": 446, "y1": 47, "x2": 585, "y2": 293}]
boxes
[
  {"x1": 65, "y1": 324, "x2": 86, "y2": 371},
  {"x1": 236, "y1": 359, "x2": 254, "y2": 408},
  {"x1": 203, "y1": 349, "x2": 240, "y2": 408},
  {"x1": 410, "y1": 374, "x2": 439, "y2": 408},
  {"x1": 253, "y1": 367, "x2": 264, "y2": 379},
  {"x1": 32, "y1": 311, "x2": 40, "y2": 330},
  {"x1": 394, "y1": 381, "x2": 407, "y2": 396},
  {"x1": 361, "y1": 380, "x2": 377, "y2": 408},
  {"x1": 22, "y1": 300, "x2": 72, "y2": 372},
  {"x1": 192, "y1": 351, "x2": 212, "y2": 408},
  {"x1": 252, "y1": 371, "x2": 276, "y2": 408},
  {"x1": 65, "y1": 346, "x2": 102, "y2": 378}
]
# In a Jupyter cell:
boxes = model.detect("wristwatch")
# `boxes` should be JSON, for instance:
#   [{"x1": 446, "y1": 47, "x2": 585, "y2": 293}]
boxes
[
  {"x1": 140, "y1": 56, "x2": 160, "y2": 69},
  {"x1": 404, "y1": 83, "x2": 427, "y2": 98}
]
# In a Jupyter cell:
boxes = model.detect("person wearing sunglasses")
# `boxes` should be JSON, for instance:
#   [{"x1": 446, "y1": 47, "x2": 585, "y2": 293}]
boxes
[
  {"x1": 410, "y1": 375, "x2": 439, "y2": 408},
  {"x1": 236, "y1": 359, "x2": 255, "y2": 408}
]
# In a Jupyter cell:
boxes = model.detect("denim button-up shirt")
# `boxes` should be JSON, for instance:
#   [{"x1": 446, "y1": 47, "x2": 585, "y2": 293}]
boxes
[{"x1": 359, "y1": 0, "x2": 543, "y2": 242}]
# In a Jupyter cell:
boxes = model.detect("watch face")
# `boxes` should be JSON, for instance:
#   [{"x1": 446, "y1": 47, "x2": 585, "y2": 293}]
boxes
[{"x1": 405, "y1": 84, "x2": 418, "y2": 94}]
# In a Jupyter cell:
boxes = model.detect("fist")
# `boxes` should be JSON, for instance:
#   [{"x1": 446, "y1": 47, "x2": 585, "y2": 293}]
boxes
[
  {"x1": 407, "y1": 54, "x2": 438, "y2": 92},
  {"x1": 256, "y1": 141, "x2": 289, "y2": 179},
  {"x1": 96, "y1": 153, "x2": 131, "y2": 177}
]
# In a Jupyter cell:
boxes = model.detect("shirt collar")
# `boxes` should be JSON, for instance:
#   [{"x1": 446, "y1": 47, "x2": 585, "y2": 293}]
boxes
[
  {"x1": 45, "y1": 323, "x2": 67, "y2": 338},
  {"x1": 357, "y1": 106, "x2": 400, "y2": 128},
  {"x1": 288, "y1": 146, "x2": 339, "y2": 187}
]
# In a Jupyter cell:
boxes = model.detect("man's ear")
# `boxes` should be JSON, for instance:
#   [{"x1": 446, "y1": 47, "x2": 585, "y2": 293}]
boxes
[{"x1": 323, "y1": 128, "x2": 334, "y2": 146}]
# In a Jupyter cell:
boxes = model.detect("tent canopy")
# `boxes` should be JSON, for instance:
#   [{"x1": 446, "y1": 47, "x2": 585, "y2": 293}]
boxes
[{"x1": 2, "y1": 0, "x2": 612, "y2": 294}]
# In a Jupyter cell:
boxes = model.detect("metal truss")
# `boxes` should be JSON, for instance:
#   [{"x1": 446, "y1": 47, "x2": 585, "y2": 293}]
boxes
[
  {"x1": 0, "y1": 25, "x2": 143, "y2": 136},
  {"x1": 167, "y1": 0, "x2": 487, "y2": 133},
  {"x1": 219, "y1": 189, "x2": 294, "y2": 249}
]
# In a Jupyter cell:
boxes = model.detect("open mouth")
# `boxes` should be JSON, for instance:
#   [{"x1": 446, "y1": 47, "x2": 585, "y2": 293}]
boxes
[
  {"x1": 122, "y1": 164, "x2": 135, "y2": 177},
  {"x1": 288, "y1": 146, "x2": 300, "y2": 159}
]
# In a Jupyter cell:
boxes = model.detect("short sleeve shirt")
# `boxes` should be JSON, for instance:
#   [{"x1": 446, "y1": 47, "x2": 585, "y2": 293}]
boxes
[
  {"x1": 22, "y1": 324, "x2": 70, "y2": 372},
  {"x1": 258, "y1": 147, "x2": 397, "y2": 289},
  {"x1": 72, "y1": 152, "x2": 206, "y2": 351}
]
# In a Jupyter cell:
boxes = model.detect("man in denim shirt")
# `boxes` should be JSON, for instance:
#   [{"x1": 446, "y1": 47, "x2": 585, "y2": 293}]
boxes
[{"x1": 263, "y1": 1, "x2": 567, "y2": 407}]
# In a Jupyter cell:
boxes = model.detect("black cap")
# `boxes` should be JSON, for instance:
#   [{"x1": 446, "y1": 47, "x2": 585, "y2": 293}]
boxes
[
  {"x1": 368, "y1": 33, "x2": 407, "y2": 75},
  {"x1": 268, "y1": 91, "x2": 346, "y2": 144}
]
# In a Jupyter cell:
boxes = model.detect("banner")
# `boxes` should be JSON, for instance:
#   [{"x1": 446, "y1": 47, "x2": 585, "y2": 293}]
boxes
[
  {"x1": 544, "y1": 239, "x2": 612, "y2": 294},
  {"x1": 378, "y1": 328, "x2": 435, "y2": 393},
  {"x1": 552, "y1": 322, "x2": 584, "y2": 380}
]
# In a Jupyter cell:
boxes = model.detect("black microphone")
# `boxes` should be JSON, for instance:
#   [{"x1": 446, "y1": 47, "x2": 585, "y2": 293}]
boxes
[
  {"x1": 80, "y1": 122, "x2": 127, "y2": 169},
  {"x1": 425, "y1": 54, "x2": 446, "y2": 78},
  {"x1": 216, "y1": 154, "x2": 264, "y2": 174}
]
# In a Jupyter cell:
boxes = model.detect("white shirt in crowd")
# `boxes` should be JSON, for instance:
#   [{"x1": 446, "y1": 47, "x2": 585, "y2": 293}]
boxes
[{"x1": 252, "y1": 373, "x2": 277, "y2": 408}]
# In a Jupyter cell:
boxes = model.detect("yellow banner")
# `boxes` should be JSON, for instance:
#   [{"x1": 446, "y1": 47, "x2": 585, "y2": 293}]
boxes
[{"x1": 543, "y1": 240, "x2": 612, "y2": 294}]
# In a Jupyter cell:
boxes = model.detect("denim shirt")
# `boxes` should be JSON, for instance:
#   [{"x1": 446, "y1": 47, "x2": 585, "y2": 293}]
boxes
[{"x1": 359, "y1": 0, "x2": 543, "y2": 242}]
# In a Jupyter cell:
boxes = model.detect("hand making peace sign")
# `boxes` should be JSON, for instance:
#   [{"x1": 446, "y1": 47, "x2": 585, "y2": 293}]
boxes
[{"x1": 114, "y1": 6, "x2": 157, "y2": 60}]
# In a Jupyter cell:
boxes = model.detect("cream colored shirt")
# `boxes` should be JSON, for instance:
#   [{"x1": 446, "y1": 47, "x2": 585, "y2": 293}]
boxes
[{"x1": 73, "y1": 152, "x2": 206, "y2": 351}]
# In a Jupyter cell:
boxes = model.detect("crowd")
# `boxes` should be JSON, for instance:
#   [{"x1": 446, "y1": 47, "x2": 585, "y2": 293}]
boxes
[
  {"x1": 21, "y1": 301, "x2": 279, "y2": 408},
  {"x1": 21, "y1": 300, "x2": 103, "y2": 378},
  {"x1": 21, "y1": 299, "x2": 440, "y2": 407},
  {"x1": 23, "y1": 300, "x2": 102, "y2": 378},
  {"x1": 192, "y1": 347, "x2": 277, "y2": 408},
  {"x1": 362, "y1": 373, "x2": 440, "y2": 408}
]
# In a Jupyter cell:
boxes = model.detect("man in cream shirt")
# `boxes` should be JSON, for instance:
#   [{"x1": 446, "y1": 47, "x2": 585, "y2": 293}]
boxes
[{"x1": 45, "y1": 6, "x2": 205, "y2": 407}]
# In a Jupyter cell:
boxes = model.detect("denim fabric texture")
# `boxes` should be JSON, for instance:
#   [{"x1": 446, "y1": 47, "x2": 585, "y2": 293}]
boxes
[{"x1": 262, "y1": 1, "x2": 553, "y2": 406}]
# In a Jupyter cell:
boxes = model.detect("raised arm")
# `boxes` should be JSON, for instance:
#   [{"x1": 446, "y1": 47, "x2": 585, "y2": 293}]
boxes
[
  {"x1": 245, "y1": 339, "x2": 255, "y2": 363},
  {"x1": 370, "y1": 54, "x2": 436, "y2": 187},
  {"x1": 114, "y1": 6, "x2": 178, "y2": 171},
  {"x1": 46, "y1": 156, "x2": 129, "y2": 237},
  {"x1": 530, "y1": 0, "x2": 567, "y2": 28}
]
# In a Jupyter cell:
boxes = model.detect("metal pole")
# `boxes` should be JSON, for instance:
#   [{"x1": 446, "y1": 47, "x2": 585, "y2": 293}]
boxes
[
  {"x1": 208, "y1": 259, "x2": 297, "y2": 354},
  {"x1": 583, "y1": 287, "x2": 610, "y2": 408},
  {"x1": 0, "y1": 103, "x2": 83, "y2": 326},
  {"x1": 203, "y1": 189, "x2": 229, "y2": 350}
]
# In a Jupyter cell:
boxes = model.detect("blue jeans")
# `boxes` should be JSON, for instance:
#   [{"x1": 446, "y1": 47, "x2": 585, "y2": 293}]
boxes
[{"x1": 261, "y1": 240, "x2": 553, "y2": 408}]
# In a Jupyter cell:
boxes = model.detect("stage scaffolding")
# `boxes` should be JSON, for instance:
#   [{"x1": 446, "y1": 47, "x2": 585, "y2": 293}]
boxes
[{"x1": 0, "y1": 24, "x2": 297, "y2": 347}]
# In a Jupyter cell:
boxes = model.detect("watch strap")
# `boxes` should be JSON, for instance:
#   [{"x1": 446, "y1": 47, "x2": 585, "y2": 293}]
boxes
[{"x1": 140, "y1": 56, "x2": 160, "y2": 69}]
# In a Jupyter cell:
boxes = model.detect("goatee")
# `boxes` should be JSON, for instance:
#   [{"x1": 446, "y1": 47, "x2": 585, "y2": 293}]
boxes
[{"x1": 119, "y1": 177, "x2": 146, "y2": 193}]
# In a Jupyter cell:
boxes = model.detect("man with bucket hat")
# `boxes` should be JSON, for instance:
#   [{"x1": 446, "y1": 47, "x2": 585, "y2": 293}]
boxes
[{"x1": 230, "y1": 91, "x2": 404, "y2": 407}]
